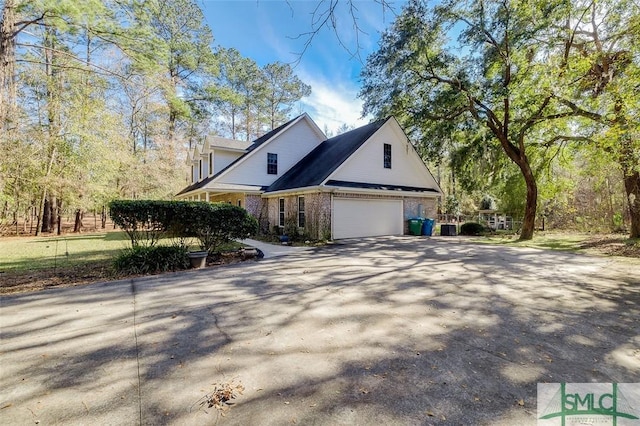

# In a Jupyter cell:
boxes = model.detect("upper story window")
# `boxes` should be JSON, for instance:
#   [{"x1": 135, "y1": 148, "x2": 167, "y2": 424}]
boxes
[
  {"x1": 198, "y1": 159, "x2": 203, "y2": 180},
  {"x1": 383, "y1": 143, "x2": 392, "y2": 169},
  {"x1": 267, "y1": 153, "x2": 278, "y2": 175},
  {"x1": 208, "y1": 152, "x2": 213, "y2": 176},
  {"x1": 298, "y1": 196, "x2": 305, "y2": 228}
]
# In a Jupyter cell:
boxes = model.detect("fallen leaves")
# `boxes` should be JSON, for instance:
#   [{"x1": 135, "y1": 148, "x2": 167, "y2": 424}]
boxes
[{"x1": 195, "y1": 379, "x2": 244, "y2": 416}]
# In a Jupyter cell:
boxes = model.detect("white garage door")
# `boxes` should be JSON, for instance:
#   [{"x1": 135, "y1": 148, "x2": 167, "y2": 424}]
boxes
[{"x1": 332, "y1": 198, "x2": 403, "y2": 239}]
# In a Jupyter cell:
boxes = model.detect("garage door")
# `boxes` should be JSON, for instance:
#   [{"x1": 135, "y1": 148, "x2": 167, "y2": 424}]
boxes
[{"x1": 332, "y1": 198, "x2": 403, "y2": 239}]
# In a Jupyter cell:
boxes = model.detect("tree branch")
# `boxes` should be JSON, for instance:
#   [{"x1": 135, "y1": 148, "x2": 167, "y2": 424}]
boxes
[{"x1": 16, "y1": 42, "x2": 128, "y2": 80}]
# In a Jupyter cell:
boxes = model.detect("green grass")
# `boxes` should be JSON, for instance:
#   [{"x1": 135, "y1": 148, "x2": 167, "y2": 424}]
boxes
[
  {"x1": 0, "y1": 231, "x2": 245, "y2": 273},
  {"x1": 0, "y1": 231, "x2": 133, "y2": 273},
  {"x1": 470, "y1": 232, "x2": 599, "y2": 252}
]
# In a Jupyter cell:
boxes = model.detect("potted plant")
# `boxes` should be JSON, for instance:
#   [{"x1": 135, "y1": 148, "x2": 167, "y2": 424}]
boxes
[{"x1": 187, "y1": 250, "x2": 208, "y2": 269}]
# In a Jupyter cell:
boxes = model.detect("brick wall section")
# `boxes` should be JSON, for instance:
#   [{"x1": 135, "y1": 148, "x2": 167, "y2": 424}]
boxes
[
  {"x1": 403, "y1": 197, "x2": 437, "y2": 234},
  {"x1": 233, "y1": 191, "x2": 438, "y2": 238},
  {"x1": 265, "y1": 192, "x2": 332, "y2": 240},
  {"x1": 244, "y1": 194, "x2": 268, "y2": 233},
  {"x1": 304, "y1": 193, "x2": 331, "y2": 240}
]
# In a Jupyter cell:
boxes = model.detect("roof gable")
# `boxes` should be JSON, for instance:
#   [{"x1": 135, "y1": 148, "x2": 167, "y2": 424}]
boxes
[
  {"x1": 265, "y1": 119, "x2": 387, "y2": 192},
  {"x1": 176, "y1": 113, "x2": 324, "y2": 196},
  {"x1": 326, "y1": 117, "x2": 441, "y2": 193},
  {"x1": 266, "y1": 117, "x2": 442, "y2": 195}
]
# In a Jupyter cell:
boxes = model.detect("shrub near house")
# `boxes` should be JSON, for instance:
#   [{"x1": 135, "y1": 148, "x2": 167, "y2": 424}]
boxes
[{"x1": 109, "y1": 200, "x2": 258, "y2": 273}]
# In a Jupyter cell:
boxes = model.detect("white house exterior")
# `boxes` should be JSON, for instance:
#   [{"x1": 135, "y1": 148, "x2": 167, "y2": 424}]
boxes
[{"x1": 177, "y1": 114, "x2": 442, "y2": 239}]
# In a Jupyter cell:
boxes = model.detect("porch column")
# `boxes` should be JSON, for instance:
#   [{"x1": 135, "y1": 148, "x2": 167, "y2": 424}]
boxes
[{"x1": 205, "y1": 192, "x2": 210, "y2": 202}]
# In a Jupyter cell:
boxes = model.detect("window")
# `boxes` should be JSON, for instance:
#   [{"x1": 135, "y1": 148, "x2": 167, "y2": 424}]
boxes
[
  {"x1": 278, "y1": 198, "x2": 285, "y2": 227},
  {"x1": 191, "y1": 165, "x2": 195, "y2": 183},
  {"x1": 237, "y1": 199, "x2": 242, "y2": 207},
  {"x1": 383, "y1": 143, "x2": 392, "y2": 169},
  {"x1": 208, "y1": 152, "x2": 213, "y2": 175},
  {"x1": 267, "y1": 153, "x2": 278, "y2": 175},
  {"x1": 198, "y1": 159, "x2": 203, "y2": 180},
  {"x1": 298, "y1": 196, "x2": 305, "y2": 228}
]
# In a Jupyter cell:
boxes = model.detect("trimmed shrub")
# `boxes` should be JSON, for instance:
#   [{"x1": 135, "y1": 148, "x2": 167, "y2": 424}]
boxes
[
  {"x1": 109, "y1": 200, "x2": 258, "y2": 253},
  {"x1": 187, "y1": 203, "x2": 259, "y2": 254},
  {"x1": 109, "y1": 200, "x2": 177, "y2": 247},
  {"x1": 460, "y1": 222, "x2": 485, "y2": 236},
  {"x1": 113, "y1": 245, "x2": 190, "y2": 275}
]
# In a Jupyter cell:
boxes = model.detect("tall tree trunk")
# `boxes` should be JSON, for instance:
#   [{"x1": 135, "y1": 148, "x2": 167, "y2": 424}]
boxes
[
  {"x1": 519, "y1": 163, "x2": 538, "y2": 240},
  {"x1": 36, "y1": 25, "x2": 61, "y2": 236},
  {"x1": 101, "y1": 205, "x2": 107, "y2": 229},
  {"x1": 0, "y1": 0, "x2": 17, "y2": 131},
  {"x1": 612, "y1": 98, "x2": 640, "y2": 239},
  {"x1": 48, "y1": 195, "x2": 57, "y2": 231},
  {"x1": 169, "y1": 109, "x2": 177, "y2": 144},
  {"x1": 41, "y1": 198, "x2": 51, "y2": 233},
  {"x1": 623, "y1": 169, "x2": 640, "y2": 238},
  {"x1": 57, "y1": 200, "x2": 62, "y2": 235},
  {"x1": 73, "y1": 209, "x2": 83, "y2": 232}
]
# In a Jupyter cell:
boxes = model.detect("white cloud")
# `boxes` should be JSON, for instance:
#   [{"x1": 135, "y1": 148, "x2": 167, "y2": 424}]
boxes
[{"x1": 298, "y1": 73, "x2": 371, "y2": 134}]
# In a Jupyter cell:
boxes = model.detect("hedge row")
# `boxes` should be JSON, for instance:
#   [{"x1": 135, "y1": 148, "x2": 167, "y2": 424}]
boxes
[{"x1": 109, "y1": 200, "x2": 258, "y2": 254}]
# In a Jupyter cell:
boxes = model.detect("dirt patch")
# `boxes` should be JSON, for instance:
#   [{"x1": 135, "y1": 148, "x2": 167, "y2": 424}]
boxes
[
  {"x1": 578, "y1": 234, "x2": 640, "y2": 258},
  {"x1": 0, "y1": 251, "x2": 250, "y2": 296}
]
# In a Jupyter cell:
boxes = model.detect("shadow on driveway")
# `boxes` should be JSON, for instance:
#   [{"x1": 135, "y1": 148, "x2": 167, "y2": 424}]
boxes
[{"x1": 1, "y1": 236, "x2": 638, "y2": 425}]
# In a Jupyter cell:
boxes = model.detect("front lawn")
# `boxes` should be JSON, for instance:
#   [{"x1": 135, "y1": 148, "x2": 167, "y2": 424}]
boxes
[
  {"x1": 469, "y1": 231, "x2": 640, "y2": 258},
  {"x1": 0, "y1": 231, "x2": 246, "y2": 294},
  {"x1": 0, "y1": 231, "x2": 131, "y2": 273}
]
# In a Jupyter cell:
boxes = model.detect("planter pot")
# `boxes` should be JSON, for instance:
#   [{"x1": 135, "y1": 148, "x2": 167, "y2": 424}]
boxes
[
  {"x1": 187, "y1": 251, "x2": 208, "y2": 269},
  {"x1": 241, "y1": 247, "x2": 258, "y2": 259}
]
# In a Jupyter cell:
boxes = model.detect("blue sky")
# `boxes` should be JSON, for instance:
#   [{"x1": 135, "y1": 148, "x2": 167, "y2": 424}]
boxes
[{"x1": 200, "y1": 0, "x2": 405, "y2": 133}]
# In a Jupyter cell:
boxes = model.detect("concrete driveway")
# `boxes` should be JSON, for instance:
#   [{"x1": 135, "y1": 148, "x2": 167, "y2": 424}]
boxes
[{"x1": 1, "y1": 236, "x2": 639, "y2": 425}]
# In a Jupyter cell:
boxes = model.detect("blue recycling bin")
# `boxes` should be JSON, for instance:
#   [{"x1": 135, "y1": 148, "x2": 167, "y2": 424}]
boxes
[{"x1": 422, "y1": 218, "x2": 435, "y2": 236}]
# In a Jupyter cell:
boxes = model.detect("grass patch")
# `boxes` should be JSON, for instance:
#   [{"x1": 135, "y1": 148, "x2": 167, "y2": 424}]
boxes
[
  {"x1": 0, "y1": 231, "x2": 132, "y2": 273},
  {"x1": 470, "y1": 231, "x2": 640, "y2": 257},
  {"x1": 0, "y1": 231, "x2": 254, "y2": 295},
  {"x1": 0, "y1": 232, "x2": 246, "y2": 274},
  {"x1": 475, "y1": 232, "x2": 585, "y2": 252}
]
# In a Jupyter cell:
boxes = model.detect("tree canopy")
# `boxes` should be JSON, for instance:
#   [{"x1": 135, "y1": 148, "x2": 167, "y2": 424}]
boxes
[
  {"x1": 360, "y1": 0, "x2": 640, "y2": 239},
  {"x1": 0, "y1": 0, "x2": 311, "y2": 235}
]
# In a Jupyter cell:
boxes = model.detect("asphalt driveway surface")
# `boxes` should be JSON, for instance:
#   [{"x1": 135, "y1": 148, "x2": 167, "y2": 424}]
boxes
[{"x1": 1, "y1": 236, "x2": 639, "y2": 425}]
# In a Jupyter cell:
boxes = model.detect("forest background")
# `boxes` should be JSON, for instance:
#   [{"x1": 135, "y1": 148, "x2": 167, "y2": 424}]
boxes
[{"x1": 1, "y1": 0, "x2": 638, "y2": 240}]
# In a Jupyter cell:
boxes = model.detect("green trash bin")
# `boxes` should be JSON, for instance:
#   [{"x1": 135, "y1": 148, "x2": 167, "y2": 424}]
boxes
[{"x1": 409, "y1": 218, "x2": 423, "y2": 236}]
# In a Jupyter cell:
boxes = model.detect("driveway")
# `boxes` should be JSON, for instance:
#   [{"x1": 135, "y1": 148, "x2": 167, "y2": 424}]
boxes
[{"x1": 1, "y1": 236, "x2": 639, "y2": 425}]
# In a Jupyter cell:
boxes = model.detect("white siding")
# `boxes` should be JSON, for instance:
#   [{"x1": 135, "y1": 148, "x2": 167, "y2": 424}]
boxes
[
  {"x1": 213, "y1": 150, "x2": 243, "y2": 175},
  {"x1": 217, "y1": 118, "x2": 324, "y2": 186},
  {"x1": 329, "y1": 121, "x2": 439, "y2": 189},
  {"x1": 200, "y1": 155, "x2": 209, "y2": 178},
  {"x1": 333, "y1": 198, "x2": 403, "y2": 239},
  {"x1": 191, "y1": 163, "x2": 198, "y2": 183}
]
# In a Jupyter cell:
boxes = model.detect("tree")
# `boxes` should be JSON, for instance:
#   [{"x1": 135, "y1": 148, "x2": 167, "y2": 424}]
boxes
[
  {"x1": 0, "y1": 0, "x2": 18, "y2": 132},
  {"x1": 261, "y1": 62, "x2": 311, "y2": 130},
  {"x1": 135, "y1": 0, "x2": 217, "y2": 144},
  {"x1": 1, "y1": 0, "x2": 196, "y2": 235},
  {"x1": 360, "y1": 0, "x2": 619, "y2": 240},
  {"x1": 559, "y1": 0, "x2": 640, "y2": 237},
  {"x1": 211, "y1": 48, "x2": 263, "y2": 140}
]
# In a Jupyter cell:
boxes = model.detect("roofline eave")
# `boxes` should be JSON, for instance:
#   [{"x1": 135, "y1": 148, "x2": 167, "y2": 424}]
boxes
[
  {"x1": 263, "y1": 184, "x2": 441, "y2": 198},
  {"x1": 326, "y1": 186, "x2": 441, "y2": 198}
]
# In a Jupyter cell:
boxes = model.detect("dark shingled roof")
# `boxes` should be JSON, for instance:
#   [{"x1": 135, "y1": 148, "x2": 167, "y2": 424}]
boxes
[
  {"x1": 324, "y1": 180, "x2": 439, "y2": 193},
  {"x1": 176, "y1": 115, "x2": 303, "y2": 196},
  {"x1": 265, "y1": 118, "x2": 388, "y2": 193}
]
